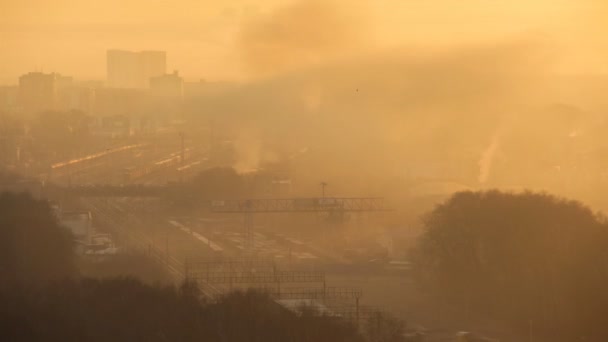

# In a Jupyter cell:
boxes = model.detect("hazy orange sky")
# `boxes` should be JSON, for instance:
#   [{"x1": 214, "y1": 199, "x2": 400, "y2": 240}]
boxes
[{"x1": 1, "y1": 0, "x2": 606, "y2": 83}]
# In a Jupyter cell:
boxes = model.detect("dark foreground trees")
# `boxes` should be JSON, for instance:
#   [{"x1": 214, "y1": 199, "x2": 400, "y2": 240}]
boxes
[
  {"x1": 413, "y1": 190, "x2": 608, "y2": 341},
  {"x1": 0, "y1": 192, "x2": 75, "y2": 291},
  {"x1": 0, "y1": 192, "x2": 364, "y2": 341},
  {"x1": 1, "y1": 279, "x2": 363, "y2": 342}
]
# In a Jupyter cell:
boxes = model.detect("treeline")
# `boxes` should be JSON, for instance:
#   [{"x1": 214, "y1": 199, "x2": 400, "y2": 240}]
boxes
[
  {"x1": 413, "y1": 190, "x2": 608, "y2": 341},
  {"x1": 0, "y1": 192, "x2": 75, "y2": 293},
  {"x1": 0, "y1": 192, "x2": 367, "y2": 341},
  {"x1": 1, "y1": 280, "x2": 362, "y2": 342}
]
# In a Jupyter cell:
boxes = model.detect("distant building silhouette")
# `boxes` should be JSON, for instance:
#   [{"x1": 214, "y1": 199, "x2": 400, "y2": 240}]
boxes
[
  {"x1": 18, "y1": 72, "x2": 96, "y2": 114},
  {"x1": 18, "y1": 72, "x2": 59, "y2": 113},
  {"x1": 183, "y1": 79, "x2": 235, "y2": 98},
  {"x1": 0, "y1": 86, "x2": 18, "y2": 112},
  {"x1": 150, "y1": 71, "x2": 183, "y2": 98},
  {"x1": 106, "y1": 50, "x2": 166, "y2": 89},
  {"x1": 58, "y1": 85, "x2": 96, "y2": 114}
]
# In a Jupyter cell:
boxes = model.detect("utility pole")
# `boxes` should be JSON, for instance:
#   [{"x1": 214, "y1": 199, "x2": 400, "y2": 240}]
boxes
[
  {"x1": 179, "y1": 132, "x2": 185, "y2": 183},
  {"x1": 165, "y1": 232, "x2": 170, "y2": 267},
  {"x1": 105, "y1": 148, "x2": 113, "y2": 184},
  {"x1": 529, "y1": 319, "x2": 533, "y2": 342},
  {"x1": 208, "y1": 118, "x2": 215, "y2": 161},
  {"x1": 320, "y1": 181, "x2": 328, "y2": 198},
  {"x1": 179, "y1": 132, "x2": 185, "y2": 166}
]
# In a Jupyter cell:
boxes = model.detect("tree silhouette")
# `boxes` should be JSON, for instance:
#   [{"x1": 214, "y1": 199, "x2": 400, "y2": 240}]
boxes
[
  {"x1": 412, "y1": 190, "x2": 608, "y2": 341},
  {"x1": 0, "y1": 192, "x2": 75, "y2": 292}
]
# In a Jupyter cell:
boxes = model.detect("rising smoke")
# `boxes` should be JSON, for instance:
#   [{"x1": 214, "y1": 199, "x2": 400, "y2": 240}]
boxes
[
  {"x1": 478, "y1": 131, "x2": 501, "y2": 185},
  {"x1": 196, "y1": 37, "x2": 554, "y2": 196},
  {"x1": 237, "y1": 0, "x2": 371, "y2": 77}
]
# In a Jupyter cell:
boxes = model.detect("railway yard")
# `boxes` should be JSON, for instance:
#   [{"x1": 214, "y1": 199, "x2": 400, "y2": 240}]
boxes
[{"x1": 32, "y1": 131, "x2": 512, "y2": 341}]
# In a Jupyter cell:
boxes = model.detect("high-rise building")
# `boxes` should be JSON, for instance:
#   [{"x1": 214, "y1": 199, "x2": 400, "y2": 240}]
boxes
[
  {"x1": 18, "y1": 72, "x2": 59, "y2": 113},
  {"x1": 139, "y1": 51, "x2": 166, "y2": 86},
  {"x1": 106, "y1": 50, "x2": 137, "y2": 88},
  {"x1": 106, "y1": 50, "x2": 166, "y2": 88}
]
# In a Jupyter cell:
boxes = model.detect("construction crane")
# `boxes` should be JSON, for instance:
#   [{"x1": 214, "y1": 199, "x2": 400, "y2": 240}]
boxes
[{"x1": 210, "y1": 197, "x2": 388, "y2": 252}]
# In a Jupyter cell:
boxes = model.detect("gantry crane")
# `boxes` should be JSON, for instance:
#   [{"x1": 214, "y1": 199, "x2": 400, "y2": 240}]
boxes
[{"x1": 210, "y1": 197, "x2": 388, "y2": 251}]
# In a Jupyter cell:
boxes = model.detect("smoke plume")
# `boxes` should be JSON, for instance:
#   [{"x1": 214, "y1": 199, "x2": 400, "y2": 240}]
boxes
[
  {"x1": 237, "y1": 0, "x2": 369, "y2": 77},
  {"x1": 478, "y1": 131, "x2": 502, "y2": 185}
]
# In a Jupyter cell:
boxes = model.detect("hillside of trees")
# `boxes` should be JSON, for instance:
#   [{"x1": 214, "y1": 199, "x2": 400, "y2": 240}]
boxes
[
  {"x1": 0, "y1": 192, "x2": 75, "y2": 292},
  {"x1": 0, "y1": 192, "x2": 366, "y2": 341},
  {"x1": 2, "y1": 279, "x2": 364, "y2": 342},
  {"x1": 412, "y1": 190, "x2": 608, "y2": 341}
]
